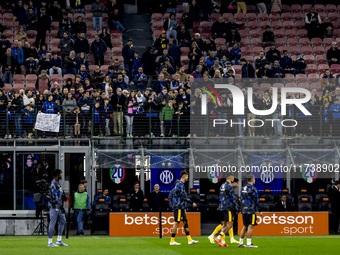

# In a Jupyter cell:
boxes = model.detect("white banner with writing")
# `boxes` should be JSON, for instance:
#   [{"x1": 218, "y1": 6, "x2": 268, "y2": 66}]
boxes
[{"x1": 35, "y1": 113, "x2": 60, "y2": 132}]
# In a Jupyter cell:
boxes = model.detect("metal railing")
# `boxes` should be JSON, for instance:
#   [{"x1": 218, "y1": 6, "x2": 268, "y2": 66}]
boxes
[{"x1": 0, "y1": 104, "x2": 337, "y2": 140}]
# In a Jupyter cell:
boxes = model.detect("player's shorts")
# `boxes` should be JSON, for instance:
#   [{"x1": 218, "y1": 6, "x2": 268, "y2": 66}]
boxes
[
  {"x1": 174, "y1": 209, "x2": 187, "y2": 223},
  {"x1": 219, "y1": 210, "x2": 234, "y2": 223},
  {"x1": 242, "y1": 213, "x2": 258, "y2": 227}
]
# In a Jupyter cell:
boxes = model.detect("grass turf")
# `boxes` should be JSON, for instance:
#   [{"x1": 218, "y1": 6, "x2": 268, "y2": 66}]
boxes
[{"x1": 0, "y1": 235, "x2": 339, "y2": 255}]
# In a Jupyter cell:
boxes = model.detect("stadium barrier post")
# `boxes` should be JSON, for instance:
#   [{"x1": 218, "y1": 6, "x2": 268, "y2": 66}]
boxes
[
  {"x1": 205, "y1": 107, "x2": 209, "y2": 144},
  {"x1": 263, "y1": 115, "x2": 266, "y2": 137},
  {"x1": 291, "y1": 106, "x2": 295, "y2": 137},
  {"x1": 91, "y1": 107, "x2": 94, "y2": 138},
  {"x1": 319, "y1": 106, "x2": 322, "y2": 137},
  {"x1": 176, "y1": 113, "x2": 180, "y2": 144},
  {"x1": 34, "y1": 106, "x2": 38, "y2": 139},
  {"x1": 149, "y1": 106, "x2": 152, "y2": 144},
  {"x1": 5, "y1": 106, "x2": 9, "y2": 138},
  {"x1": 63, "y1": 107, "x2": 66, "y2": 139},
  {"x1": 66, "y1": 206, "x2": 71, "y2": 239},
  {"x1": 120, "y1": 107, "x2": 124, "y2": 144},
  {"x1": 159, "y1": 208, "x2": 162, "y2": 239}
]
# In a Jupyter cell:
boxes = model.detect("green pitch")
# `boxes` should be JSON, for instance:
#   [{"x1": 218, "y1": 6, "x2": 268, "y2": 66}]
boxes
[{"x1": 1, "y1": 235, "x2": 339, "y2": 255}]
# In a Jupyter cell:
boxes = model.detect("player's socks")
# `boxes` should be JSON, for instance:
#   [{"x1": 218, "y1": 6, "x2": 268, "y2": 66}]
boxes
[
  {"x1": 48, "y1": 238, "x2": 52, "y2": 244},
  {"x1": 57, "y1": 236, "x2": 62, "y2": 242},
  {"x1": 212, "y1": 224, "x2": 223, "y2": 236},
  {"x1": 229, "y1": 228, "x2": 234, "y2": 239},
  {"x1": 171, "y1": 233, "x2": 176, "y2": 243},
  {"x1": 220, "y1": 232, "x2": 225, "y2": 243},
  {"x1": 247, "y1": 238, "x2": 252, "y2": 246},
  {"x1": 239, "y1": 238, "x2": 244, "y2": 245},
  {"x1": 186, "y1": 231, "x2": 192, "y2": 242}
]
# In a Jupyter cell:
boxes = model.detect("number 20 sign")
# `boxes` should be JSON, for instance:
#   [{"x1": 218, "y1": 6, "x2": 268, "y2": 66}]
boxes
[{"x1": 110, "y1": 164, "x2": 126, "y2": 184}]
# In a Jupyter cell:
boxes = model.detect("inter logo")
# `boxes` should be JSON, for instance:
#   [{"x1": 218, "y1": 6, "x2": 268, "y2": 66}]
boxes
[
  {"x1": 158, "y1": 169, "x2": 175, "y2": 186},
  {"x1": 259, "y1": 162, "x2": 276, "y2": 185}
]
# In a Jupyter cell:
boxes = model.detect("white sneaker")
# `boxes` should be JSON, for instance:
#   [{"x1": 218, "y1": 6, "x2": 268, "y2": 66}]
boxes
[
  {"x1": 246, "y1": 244, "x2": 258, "y2": 248},
  {"x1": 188, "y1": 240, "x2": 199, "y2": 245},
  {"x1": 169, "y1": 241, "x2": 181, "y2": 245},
  {"x1": 4, "y1": 135, "x2": 8, "y2": 139},
  {"x1": 160, "y1": 133, "x2": 165, "y2": 137}
]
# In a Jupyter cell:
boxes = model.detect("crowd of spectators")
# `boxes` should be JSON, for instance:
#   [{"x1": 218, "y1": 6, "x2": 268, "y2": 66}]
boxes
[{"x1": 0, "y1": 0, "x2": 339, "y2": 138}]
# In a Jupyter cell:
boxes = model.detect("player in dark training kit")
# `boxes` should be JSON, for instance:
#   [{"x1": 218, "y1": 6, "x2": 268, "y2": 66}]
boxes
[
  {"x1": 168, "y1": 170, "x2": 199, "y2": 245},
  {"x1": 210, "y1": 176, "x2": 239, "y2": 247},
  {"x1": 47, "y1": 169, "x2": 68, "y2": 247},
  {"x1": 239, "y1": 174, "x2": 262, "y2": 248}
]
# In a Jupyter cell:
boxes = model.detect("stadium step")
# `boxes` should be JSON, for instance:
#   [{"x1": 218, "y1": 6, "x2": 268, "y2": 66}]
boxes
[{"x1": 122, "y1": 14, "x2": 153, "y2": 54}]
